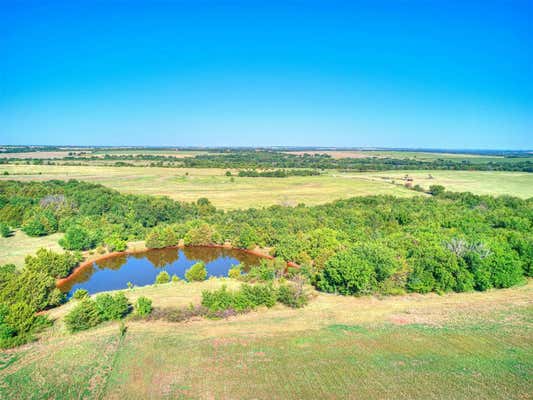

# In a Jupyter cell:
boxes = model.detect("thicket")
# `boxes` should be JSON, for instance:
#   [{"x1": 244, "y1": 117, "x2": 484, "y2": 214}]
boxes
[{"x1": 64, "y1": 292, "x2": 131, "y2": 333}]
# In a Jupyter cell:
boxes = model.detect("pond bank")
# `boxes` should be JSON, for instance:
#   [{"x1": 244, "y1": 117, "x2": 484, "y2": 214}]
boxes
[{"x1": 56, "y1": 242, "x2": 299, "y2": 288}]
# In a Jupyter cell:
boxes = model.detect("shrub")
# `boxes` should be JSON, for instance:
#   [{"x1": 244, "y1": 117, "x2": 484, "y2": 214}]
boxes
[
  {"x1": 201, "y1": 285, "x2": 236, "y2": 312},
  {"x1": 239, "y1": 283, "x2": 277, "y2": 308},
  {"x1": 228, "y1": 265, "x2": 242, "y2": 279},
  {"x1": 171, "y1": 274, "x2": 181, "y2": 283},
  {"x1": 25, "y1": 248, "x2": 82, "y2": 279},
  {"x1": 135, "y1": 296, "x2": 152, "y2": 316},
  {"x1": 64, "y1": 299, "x2": 101, "y2": 333},
  {"x1": 184, "y1": 223, "x2": 220, "y2": 246},
  {"x1": 429, "y1": 185, "x2": 446, "y2": 196},
  {"x1": 317, "y1": 244, "x2": 395, "y2": 295},
  {"x1": 277, "y1": 283, "x2": 308, "y2": 308},
  {"x1": 105, "y1": 234, "x2": 127, "y2": 252},
  {"x1": 145, "y1": 226, "x2": 178, "y2": 249},
  {"x1": 0, "y1": 223, "x2": 10, "y2": 237},
  {"x1": 59, "y1": 225, "x2": 97, "y2": 251},
  {"x1": 72, "y1": 289, "x2": 89, "y2": 300},
  {"x1": 21, "y1": 211, "x2": 58, "y2": 237},
  {"x1": 155, "y1": 271, "x2": 170, "y2": 284},
  {"x1": 185, "y1": 262, "x2": 207, "y2": 282},
  {"x1": 95, "y1": 292, "x2": 130, "y2": 320}
]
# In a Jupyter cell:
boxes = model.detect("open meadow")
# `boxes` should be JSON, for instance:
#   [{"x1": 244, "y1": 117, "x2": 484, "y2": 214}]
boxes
[
  {"x1": 1, "y1": 279, "x2": 531, "y2": 399},
  {"x1": 1, "y1": 164, "x2": 532, "y2": 211}
]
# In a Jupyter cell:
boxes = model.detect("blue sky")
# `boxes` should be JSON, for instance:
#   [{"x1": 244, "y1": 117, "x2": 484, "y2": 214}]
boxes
[{"x1": 1, "y1": 1, "x2": 531, "y2": 149}]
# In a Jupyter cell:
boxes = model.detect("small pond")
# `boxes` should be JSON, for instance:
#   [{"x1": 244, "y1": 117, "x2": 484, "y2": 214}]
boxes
[{"x1": 57, "y1": 246, "x2": 263, "y2": 297}]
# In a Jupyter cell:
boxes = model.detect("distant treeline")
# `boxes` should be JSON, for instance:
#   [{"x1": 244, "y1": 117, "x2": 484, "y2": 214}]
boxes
[
  {"x1": 2, "y1": 150, "x2": 533, "y2": 172},
  {"x1": 237, "y1": 169, "x2": 320, "y2": 178}
]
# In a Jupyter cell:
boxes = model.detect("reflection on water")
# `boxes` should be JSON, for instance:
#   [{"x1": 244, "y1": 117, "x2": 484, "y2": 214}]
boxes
[{"x1": 57, "y1": 247, "x2": 262, "y2": 296}]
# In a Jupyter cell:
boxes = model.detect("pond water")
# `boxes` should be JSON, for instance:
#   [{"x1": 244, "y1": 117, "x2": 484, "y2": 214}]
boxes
[{"x1": 57, "y1": 246, "x2": 263, "y2": 296}]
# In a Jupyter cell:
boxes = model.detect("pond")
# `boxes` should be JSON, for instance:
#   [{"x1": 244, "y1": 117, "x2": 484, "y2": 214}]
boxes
[{"x1": 57, "y1": 246, "x2": 264, "y2": 297}]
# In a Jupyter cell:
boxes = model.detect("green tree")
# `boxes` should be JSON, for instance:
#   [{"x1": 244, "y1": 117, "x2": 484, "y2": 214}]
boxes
[
  {"x1": 64, "y1": 299, "x2": 101, "y2": 333},
  {"x1": 155, "y1": 271, "x2": 170, "y2": 284},
  {"x1": 185, "y1": 262, "x2": 207, "y2": 281}
]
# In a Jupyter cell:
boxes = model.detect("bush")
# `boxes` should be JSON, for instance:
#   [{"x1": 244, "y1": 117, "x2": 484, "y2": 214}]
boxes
[
  {"x1": 105, "y1": 234, "x2": 127, "y2": 252},
  {"x1": 184, "y1": 223, "x2": 220, "y2": 246},
  {"x1": 201, "y1": 283, "x2": 277, "y2": 314},
  {"x1": 21, "y1": 211, "x2": 58, "y2": 237},
  {"x1": 277, "y1": 283, "x2": 308, "y2": 308},
  {"x1": 145, "y1": 226, "x2": 178, "y2": 249},
  {"x1": 155, "y1": 271, "x2": 170, "y2": 284},
  {"x1": 64, "y1": 299, "x2": 101, "y2": 333},
  {"x1": 95, "y1": 292, "x2": 130, "y2": 320},
  {"x1": 429, "y1": 185, "x2": 446, "y2": 196},
  {"x1": 59, "y1": 225, "x2": 97, "y2": 251},
  {"x1": 72, "y1": 289, "x2": 89, "y2": 300},
  {"x1": 228, "y1": 265, "x2": 242, "y2": 279},
  {"x1": 0, "y1": 223, "x2": 10, "y2": 237},
  {"x1": 25, "y1": 248, "x2": 82, "y2": 279},
  {"x1": 135, "y1": 296, "x2": 152, "y2": 316},
  {"x1": 185, "y1": 262, "x2": 207, "y2": 282},
  {"x1": 317, "y1": 244, "x2": 393, "y2": 295},
  {"x1": 171, "y1": 274, "x2": 181, "y2": 282}
]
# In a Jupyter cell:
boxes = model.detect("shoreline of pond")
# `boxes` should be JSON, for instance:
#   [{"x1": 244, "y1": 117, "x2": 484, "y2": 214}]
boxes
[{"x1": 56, "y1": 243, "x2": 299, "y2": 288}]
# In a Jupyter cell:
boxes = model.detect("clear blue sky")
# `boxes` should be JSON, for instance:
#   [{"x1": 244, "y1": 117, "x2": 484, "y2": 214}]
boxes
[{"x1": 1, "y1": 1, "x2": 531, "y2": 149}]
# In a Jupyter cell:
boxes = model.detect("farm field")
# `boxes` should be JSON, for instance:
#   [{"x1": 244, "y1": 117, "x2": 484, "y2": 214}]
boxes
[
  {"x1": 285, "y1": 150, "x2": 528, "y2": 163},
  {"x1": 1, "y1": 164, "x2": 532, "y2": 210},
  {"x1": 2, "y1": 279, "x2": 531, "y2": 399},
  {"x1": 0, "y1": 164, "x2": 419, "y2": 209},
  {"x1": 351, "y1": 170, "x2": 533, "y2": 199}
]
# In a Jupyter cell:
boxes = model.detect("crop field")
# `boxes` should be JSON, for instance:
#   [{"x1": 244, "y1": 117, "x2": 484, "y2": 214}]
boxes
[{"x1": 1, "y1": 279, "x2": 531, "y2": 399}]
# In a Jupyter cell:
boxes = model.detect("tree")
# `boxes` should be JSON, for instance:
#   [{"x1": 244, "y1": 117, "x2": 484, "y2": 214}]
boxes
[
  {"x1": 429, "y1": 185, "x2": 446, "y2": 196},
  {"x1": 135, "y1": 296, "x2": 152, "y2": 316},
  {"x1": 59, "y1": 225, "x2": 97, "y2": 251},
  {"x1": 21, "y1": 210, "x2": 58, "y2": 237},
  {"x1": 317, "y1": 247, "x2": 377, "y2": 295},
  {"x1": 0, "y1": 223, "x2": 10, "y2": 238},
  {"x1": 94, "y1": 292, "x2": 130, "y2": 320},
  {"x1": 64, "y1": 299, "x2": 101, "y2": 333},
  {"x1": 185, "y1": 262, "x2": 207, "y2": 282},
  {"x1": 155, "y1": 271, "x2": 170, "y2": 284},
  {"x1": 25, "y1": 248, "x2": 82, "y2": 279},
  {"x1": 184, "y1": 224, "x2": 220, "y2": 246}
]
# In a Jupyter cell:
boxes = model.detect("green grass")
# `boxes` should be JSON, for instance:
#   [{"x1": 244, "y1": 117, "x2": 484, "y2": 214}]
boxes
[
  {"x1": 0, "y1": 230, "x2": 64, "y2": 267},
  {"x1": 3, "y1": 165, "x2": 533, "y2": 212},
  {"x1": 351, "y1": 170, "x2": 533, "y2": 199},
  {"x1": 0, "y1": 164, "x2": 419, "y2": 209},
  {"x1": 1, "y1": 280, "x2": 531, "y2": 399}
]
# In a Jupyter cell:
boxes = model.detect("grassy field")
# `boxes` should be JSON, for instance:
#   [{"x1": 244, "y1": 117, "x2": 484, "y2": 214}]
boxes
[
  {"x1": 285, "y1": 150, "x2": 530, "y2": 163},
  {"x1": 0, "y1": 230, "x2": 64, "y2": 267},
  {"x1": 351, "y1": 170, "x2": 533, "y2": 199},
  {"x1": 1, "y1": 279, "x2": 531, "y2": 399},
  {"x1": 1, "y1": 164, "x2": 532, "y2": 211},
  {"x1": 0, "y1": 164, "x2": 419, "y2": 209}
]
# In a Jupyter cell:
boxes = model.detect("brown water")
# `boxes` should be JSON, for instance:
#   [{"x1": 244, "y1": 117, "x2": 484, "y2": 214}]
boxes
[{"x1": 57, "y1": 246, "x2": 263, "y2": 296}]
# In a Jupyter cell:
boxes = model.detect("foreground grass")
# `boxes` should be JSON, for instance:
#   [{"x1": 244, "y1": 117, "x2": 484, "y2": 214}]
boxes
[{"x1": 1, "y1": 280, "x2": 531, "y2": 399}]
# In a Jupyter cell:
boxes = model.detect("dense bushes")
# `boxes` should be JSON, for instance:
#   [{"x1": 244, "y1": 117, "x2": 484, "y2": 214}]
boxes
[
  {"x1": 25, "y1": 248, "x2": 82, "y2": 279},
  {"x1": 59, "y1": 225, "x2": 98, "y2": 250},
  {"x1": 65, "y1": 292, "x2": 131, "y2": 333},
  {"x1": 201, "y1": 282, "x2": 308, "y2": 316},
  {"x1": 0, "y1": 222, "x2": 11, "y2": 237},
  {"x1": 145, "y1": 226, "x2": 178, "y2": 249}
]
